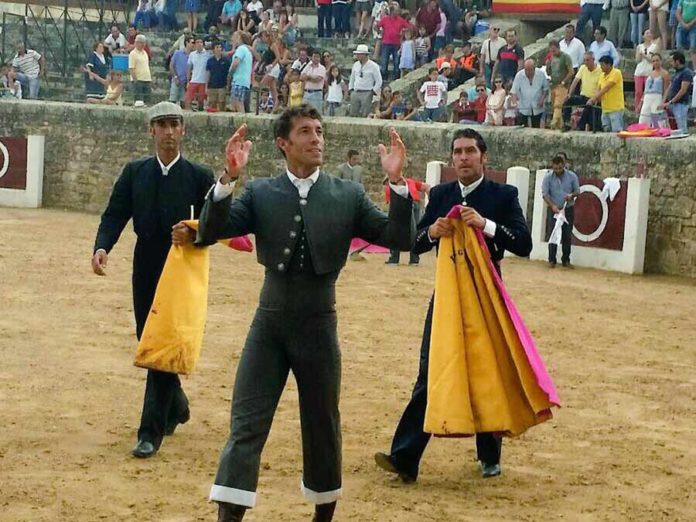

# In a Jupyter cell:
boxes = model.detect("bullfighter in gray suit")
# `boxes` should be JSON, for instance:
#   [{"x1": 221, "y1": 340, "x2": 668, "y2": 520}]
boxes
[{"x1": 172, "y1": 104, "x2": 415, "y2": 522}]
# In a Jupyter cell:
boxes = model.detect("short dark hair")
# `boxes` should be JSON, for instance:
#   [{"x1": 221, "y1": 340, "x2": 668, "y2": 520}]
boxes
[
  {"x1": 565, "y1": 24, "x2": 575, "y2": 31},
  {"x1": 595, "y1": 26, "x2": 607, "y2": 37},
  {"x1": 450, "y1": 128, "x2": 487, "y2": 155},
  {"x1": 671, "y1": 50, "x2": 686, "y2": 65},
  {"x1": 347, "y1": 149, "x2": 359, "y2": 158},
  {"x1": 428, "y1": 67, "x2": 438, "y2": 74},
  {"x1": 598, "y1": 55, "x2": 613, "y2": 65},
  {"x1": 273, "y1": 104, "x2": 322, "y2": 141},
  {"x1": 549, "y1": 39, "x2": 560, "y2": 48},
  {"x1": 551, "y1": 155, "x2": 565, "y2": 165}
]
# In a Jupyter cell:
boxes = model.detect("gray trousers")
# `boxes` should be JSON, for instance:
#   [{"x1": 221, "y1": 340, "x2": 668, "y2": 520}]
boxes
[
  {"x1": 608, "y1": 7, "x2": 630, "y2": 48},
  {"x1": 210, "y1": 308, "x2": 342, "y2": 508},
  {"x1": 349, "y1": 90, "x2": 374, "y2": 117}
]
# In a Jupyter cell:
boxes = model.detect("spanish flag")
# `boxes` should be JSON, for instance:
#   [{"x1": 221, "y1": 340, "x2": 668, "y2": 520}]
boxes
[
  {"x1": 493, "y1": 0, "x2": 580, "y2": 14},
  {"x1": 425, "y1": 210, "x2": 559, "y2": 437},
  {"x1": 133, "y1": 221, "x2": 253, "y2": 375}
]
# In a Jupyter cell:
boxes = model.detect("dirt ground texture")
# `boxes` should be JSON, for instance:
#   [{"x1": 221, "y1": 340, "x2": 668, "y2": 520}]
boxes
[{"x1": 1, "y1": 208, "x2": 695, "y2": 522}]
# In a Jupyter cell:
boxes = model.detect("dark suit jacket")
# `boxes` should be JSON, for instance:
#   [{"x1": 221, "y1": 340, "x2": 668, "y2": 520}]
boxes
[
  {"x1": 196, "y1": 171, "x2": 415, "y2": 275},
  {"x1": 413, "y1": 178, "x2": 532, "y2": 262}
]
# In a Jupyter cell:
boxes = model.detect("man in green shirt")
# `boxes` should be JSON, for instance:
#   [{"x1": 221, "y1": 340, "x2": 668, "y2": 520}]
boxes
[
  {"x1": 676, "y1": 0, "x2": 696, "y2": 50},
  {"x1": 547, "y1": 39, "x2": 574, "y2": 130}
]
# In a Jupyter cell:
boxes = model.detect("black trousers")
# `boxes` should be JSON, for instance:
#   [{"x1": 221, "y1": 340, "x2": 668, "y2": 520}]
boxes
[
  {"x1": 546, "y1": 205, "x2": 575, "y2": 264},
  {"x1": 389, "y1": 201, "x2": 422, "y2": 264},
  {"x1": 516, "y1": 113, "x2": 543, "y2": 128},
  {"x1": 390, "y1": 298, "x2": 502, "y2": 480},
  {"x1": 133, "y1": 239, "x2": 189, "y2": 448},
  {"x1": 563, "y1": 95, "x2": 602, "y2": 131},
  {"x1": 212, "y1": 307, "x2": 342, "y2": 506}
]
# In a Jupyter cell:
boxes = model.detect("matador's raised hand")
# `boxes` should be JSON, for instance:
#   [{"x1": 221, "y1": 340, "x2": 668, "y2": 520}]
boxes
[
  {"x1": 378, "y1": 127, "x2": 406, "y2": 184},
  {"x1": 223, "y1": 123, "x2": 253, "y2": 182}
]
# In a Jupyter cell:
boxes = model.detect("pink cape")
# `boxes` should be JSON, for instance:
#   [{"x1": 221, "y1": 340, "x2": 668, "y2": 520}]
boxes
[
  {"x1": 445, "y1": 205, "x2": 560, "y2": 406},
  {"x1": 225, "y1": 236, "x2": 254, "y2": 252},
  {"x1": 349, "y1": 238, "x2": 390, "y2": 254}
]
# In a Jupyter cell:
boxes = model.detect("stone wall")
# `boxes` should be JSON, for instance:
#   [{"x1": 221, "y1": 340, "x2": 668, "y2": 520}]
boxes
[{"x1": 0, "y1": 101, "x2": 694, "y2": 277}]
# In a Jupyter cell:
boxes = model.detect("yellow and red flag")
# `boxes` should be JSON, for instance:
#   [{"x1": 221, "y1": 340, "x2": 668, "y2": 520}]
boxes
[{"x1": 493, "y1": 0, "x2": 580, "y2": 14}]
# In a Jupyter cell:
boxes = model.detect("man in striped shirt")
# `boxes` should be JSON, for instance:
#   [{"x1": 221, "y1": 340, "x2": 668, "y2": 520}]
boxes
[{"x1": 11, "y1": 42, "x2": 45, "y2": 99}]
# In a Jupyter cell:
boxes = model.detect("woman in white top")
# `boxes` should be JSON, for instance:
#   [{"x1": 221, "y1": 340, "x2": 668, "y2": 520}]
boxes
[
  {"x1": 648, "y1": 0, "x2": 670, "y2": 49},
  {"x1": 638, "y1": 53, "x2": 670, "y2": 127},
  {"x1": 484, "y1": 76, "x2": 506, "y2": 126},
  {"x1": 634, "y1": 29, "x2": 660, "y2": 114},
  {"x1": 326, "y1": 64, "x2": 347, "y2": 116}
]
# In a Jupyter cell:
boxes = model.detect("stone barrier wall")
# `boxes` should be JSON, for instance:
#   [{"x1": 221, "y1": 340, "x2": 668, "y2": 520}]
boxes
[{"x1": 0, "y1": 101, "x2": 694, "y2": 277}]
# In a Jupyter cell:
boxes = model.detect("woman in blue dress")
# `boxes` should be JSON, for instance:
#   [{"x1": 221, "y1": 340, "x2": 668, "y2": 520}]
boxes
[{"x1": 85, "y1": 42, "x2": 109, "y2": 101}]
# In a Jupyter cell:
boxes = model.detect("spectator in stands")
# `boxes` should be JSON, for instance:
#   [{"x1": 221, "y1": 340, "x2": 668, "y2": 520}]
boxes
[
  {"x1": 467, "y1": 74, "x2": 490, "y2": 99},
  {"x1": 204, "y1": 0, "x2": 225, "y2": 31},
  {"x1": 271, "y1": 0, "x2": 285, "y2": 23},
  {"x1": 438, "y1": 0, "x2": 489, "y2": 43},
  {"x1": 355, "y1": 0, "x2": 371, "y2": 38},
  {"x1": 492, "y1": 29, "x2": 524, "y2": 83},
  {"x1": 399, "y1": 28, "x2": 416, "y2": 77},
  {"x1": 288, "y1": 68, "x2": 305, "y2": 106},
  {"x1": 576, "y1": 0, "x2": 606, "y2": 43},
  {"x1": 229, "y1": 30, "x2": 253, "y2": 113},
  {"x1": 206, "y1": 42, "x2": 231, "y2": 110},
  {"x1": 416, "y1": 0, "x2": 440, "y2": 58},
  {"x1": 129, "y1": 34, "x2": 152, "y2": 105},
  {"x1": 608, "y1": 0, "x2": 631, "y2": 48},
  {"x1": 104, "y1": 24, "x2": 127, "y2": 56},
  {"x1": 676, "y1": 0, "x2": 696, "y2": 49},
  {"x1": 457, "y1": 41, "x2": 480, "y2": 86},
  {"x1": 484, "y1": 76, "x2": 506, "y2": 125},
  {"x1": 156, "y1": 0, "x2": 179, "y2": 31},
  {"x1": 480, "y1": 25, "x2": 506, "y2": 87},
  {"x1": 337, "y1": 150, "x2": 363, "y2": 183},
  {"x1": 84, "y1": 42, "x2": 108, "y2": 102},
  {"x1": 291, "y1": 47, "x2": 310, "y2": 73},
  {"x1": 437, "y1": 61, "x2": 453, "y2": 87},
  {"x1": 503, "y1": 80, "x2": 518, "y2": 125},
  {"x1": 589, "y1": 26, "x2": 621, "y2": 66},
  {"x1": 301, "y1": 51, "x2": 327, "y2": 112},
  {"x1": 634, "y1": 29, "x2": 660, "y2": 114},
  {"x1": 639, "y1": 53, "x2": 670, "y2": 126},
  {"x1": 258, "y1": 10, "x2": 273, "y2": 33},
  {"x1": 133, "y1": 0, "x2": 158, "y2": 30},
  {"x1": 236, "y1": 9, "x2": 257, "y2": 35},
  {"x1": 564, "y1": 52, "x2": 603, "y2": 131},
  {"x1": 184, "y1": 0, "x2": 201, "y2": 32},
  {"x1": 436, "y1": 45, "x2": 458, "y2": 87},
  {"x1": 587, "y1": 54, "x2": 625, "y2": 132},
  {"x1": 169, "y1": 28, "x2": 192, "y2": 54},
  {"x1": 318, "y1": 0, "x2": 333, "y2": 38},
  {"x1": 221, "y1": 0, "x2": 242, "y2": 27},
  {"x1": 542, "y1": 155, "x2": 580, "y2": 269},
  {"x1": 275, "y1": 82, "x2": 289, "y2": 112},
  {"x1": 401, "y1": 97, "x2": 422, "y2": 120},
  {"x1": 378, "y1": 5, "x2": 410, "y2": 81},
  {"x1": 169, "y1": 36, "x2": 194, "y2": 106},
  {"x1": 185, "y1": 37, "x2": 210, "y2": 110},
  {"x1": 279, "y1": 11, "x2": 297, "y2": 46},
  {"x1": 125, "y1": 25, "x2": 153, "y2": 58},
  {"x1": 349, "y1": 44, "x2": 383, "y2": 117},
  {"x1": 321, "y1": 51, "x2": 334, "y2": 71},
  {"x1": 511, "y1": 58, "x2": 548, "y2": 128},
  {"x1": 659, "y1": 50, "x2": 693, "y2": 132},
  {"x1": 11, "y1": 41, "x2": 44, "y2": 100},
  {"x1": 1, "y1": 66, "x2": 22, "y2": 99},
  {"x1": 372, "y1": 0, "x2": 389, "y2": 61},
  {"x1": 369, "y1": 85, "x2": 393, "y2": 118},
  {"x1": 326, "y1": 64, "x2": 347, "y2": 116},
  {"x1": 451, "y1": 91, "x2": 478, "y2": 123},
  {"x1": 247, "y1": 0, "x2": 265, "y2": 16},
  {"x1": 631, "y1": 0, "x2": 650, "y2": 47},
  {"x1": 415, "y1": 25, "x2": 432, "y2": 68},
  {"x1": 649, "y1": 0, "x2": 670, "y2": 50},
  {"x1": 560, "y1": 24, "x2": 586, "y2": 71},
  {"x1": 401, "y1": 10, "x2": 418, "y2": 37},
  {"x1": 333, "y1": 0, "x2": 350, "y2": 39},
  {"x1": 418, "y1": 67, "x2": 448, "y2": 121},
  {"x1": 547, "y1": 39, "x2": 574, "y2": 130},
  {"x1": 82, "y1": 69, "x2": 124, "y2": 105}
]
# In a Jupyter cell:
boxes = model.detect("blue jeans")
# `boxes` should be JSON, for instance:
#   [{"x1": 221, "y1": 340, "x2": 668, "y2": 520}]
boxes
[
  {"x1": 16, "y1": 72, "x2": 40, "y2": 99},
  {"x1": 576, "y1": 3, "x2": 604, "y2": 43},
  {"x1": 671, "y1": 102, "x2": 689, "y2": 132},
  {"x1": 318, "y1": 4, "x2": 332, "y2": 37},
  {"x1": 601, "y1": 110, "x2": 624, "y2": 132},
  {"x1": 303, "y1": 90, "x2": 324, "y2": 113},
  {"x1": 169, "y1": 78, "x2": 186, "y2": 103},
  {"x1": 332, "y1": 3, "x2": 349, "y2": 34},
  {"x1": 380, "y1": 43, "x2": 399, "y2": 81},
  {"x1": 630, "y1": 12, "x2": 646, "y2": 47},
  {"x1": 676, "y1": 25, "x2": 696, "y2": 50}
]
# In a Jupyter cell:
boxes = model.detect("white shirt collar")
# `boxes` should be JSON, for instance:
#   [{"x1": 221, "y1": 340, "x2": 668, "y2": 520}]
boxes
[
  {"x1": 458, "y1": 175, "x2": 484, "y2": 200},
  {"x1": 286, "y1": 168, "x2": 320, "y2": 198},
  {"x1": 157, "y1": 153, "x2": 181, "y2": 176}
]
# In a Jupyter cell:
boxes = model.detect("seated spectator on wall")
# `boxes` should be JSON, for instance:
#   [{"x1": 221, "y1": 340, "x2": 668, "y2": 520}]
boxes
[
  {"x1": 451, "y1": 91, "x2": 479, "y2": 123},
  {"x1": 235, "y1": 9, "x2": 257, "y2": 35},
  {"x1": 81, "y1": 69, "x2": 124, "y2": 105},
  {"x1": 511, "y1": 58, "x2": 549, "y2": 128},
  {"x1": 104, "y1": 24, "x2": 127, "y2": 56},
  {"x1": 369, "y1": 85, "x2": 393, "y2": 118},
  {"x1": 467, "y1": 75, "x2": 491, "y2": 100},
  {"x1": 457, "y1": 41, "x2": 480, "y2": 86},
  {"x1": 0, "y1": 66, "x2": 23, "y2": 99},
  {"x1": 401, "y1": 97, "x2": 423, "y2": 120},
  {"x1": 84, "y1": 42, "x2": 109, "y2": 102},
  {"x1": 587, "y1": 54, "x2": 625, "y2": 132},
  {"x1": 11, "y1": 41, "x2": 44, "y2": 99},
  {"x1": 563, "y1": 51, "x2": 603, "y2": 131},
  {"x1": 470, "y1": 80, "x2": 488, "y2": 123}
]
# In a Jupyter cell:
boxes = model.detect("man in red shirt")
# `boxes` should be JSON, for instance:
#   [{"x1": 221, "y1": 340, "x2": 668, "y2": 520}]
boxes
[
  {"x1": 378, "y1": 5, "x2": 409, "y2": 81},
  {"x1": 416, "y1": 0, "x2": 441, "y2": 41},
  {"x1": 384, "y1": 176, "x2": 430, "y2": 265}
]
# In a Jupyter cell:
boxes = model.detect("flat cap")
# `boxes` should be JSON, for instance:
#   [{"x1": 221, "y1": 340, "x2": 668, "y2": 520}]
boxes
[{"x1": 147, "y1": 101, "x2": 184, "y2": 122}]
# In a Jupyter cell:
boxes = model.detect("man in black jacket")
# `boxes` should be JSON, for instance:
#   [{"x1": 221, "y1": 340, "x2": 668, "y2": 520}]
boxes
[
  {"x1": 187, "y1": 104, "x2": 414, "y2": 522},
  {"x1": 374, "y1": 127, "x2": 532, "y2": 483},
  {"x1": 91, "y1": 102, "x2": 214, "y2": 459}
]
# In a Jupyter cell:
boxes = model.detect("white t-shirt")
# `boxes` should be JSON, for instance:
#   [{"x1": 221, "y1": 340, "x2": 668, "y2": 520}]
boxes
[
  {"x1": 246, "y1": 0, "x2": 264, "y2": 15},
  {"x1": 420, "y1": 80, "x2": 447, "y2": 109},
  {"x1": 327, "y1": 80, "x2": 344, "y2": 103}
]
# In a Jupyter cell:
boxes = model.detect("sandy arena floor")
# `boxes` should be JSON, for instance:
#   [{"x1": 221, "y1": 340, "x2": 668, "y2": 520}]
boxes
[{"x1": 1, "y1": 208, "x2": 695, "y2": 522}]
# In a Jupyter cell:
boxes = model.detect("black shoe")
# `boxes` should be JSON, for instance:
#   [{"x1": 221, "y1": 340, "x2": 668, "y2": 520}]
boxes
[
  {"x1": 384, "y1": 259, "x2": 399, "y2": 265},
  {"x1": 480, "y1": 461, "x2": 502, "y2": 478},
  {"x1": 549, "y1": 261, "x2": 557, "y2": 268},
  {"x1": 561, "y1": 261, "x2": 574, "y2": 269},
  {"x1": 131, "y1": 440, "x2": 156, "y2": 458},
  {"x1": 312, "y1": 502, "x2": 337, "y2": 522},
  {"x1": 165, "y1": 408, "x2": 190, "y2": 436},
  {"x1": 217, "y1": 502, "x2": 246, "y2": 522},
  {"x1": 374, "y1": 452, "x2": 416, "y2": 483}
]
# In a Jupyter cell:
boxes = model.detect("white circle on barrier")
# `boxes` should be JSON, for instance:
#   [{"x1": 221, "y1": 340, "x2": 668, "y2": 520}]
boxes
[
  {"x1": 0, "y1": 141, "x2": 9, "y2": 179},
  {"x1": 572, "y1": 184, "x2": 608, "y2": 243}
]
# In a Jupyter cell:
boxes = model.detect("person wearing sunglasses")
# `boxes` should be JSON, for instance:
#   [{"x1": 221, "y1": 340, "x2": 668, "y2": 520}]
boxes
[{"x1": 479, "y1": 25, "x2": 506, "y2": 88}]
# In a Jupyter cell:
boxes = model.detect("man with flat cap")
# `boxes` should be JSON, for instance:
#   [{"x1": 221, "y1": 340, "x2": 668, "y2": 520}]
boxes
[{"x1": 91, "y1": 101, "x2": 214, "y2": 458}]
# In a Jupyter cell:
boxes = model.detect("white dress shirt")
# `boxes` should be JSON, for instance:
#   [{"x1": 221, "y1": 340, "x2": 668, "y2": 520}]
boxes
[
  {"x1": 348, "y1": 59, "x2": 383, "y2": 94},
  {"x1": 157, "y1": 153, "x2": 181, "y2": 176},
  {"x1": 559, "y1": 37, "x2": 586, "y2": 69}
]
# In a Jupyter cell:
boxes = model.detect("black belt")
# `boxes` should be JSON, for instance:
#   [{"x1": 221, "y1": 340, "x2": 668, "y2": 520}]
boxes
[
  {"x1": 355, "y1": 89, "x2": 373, "y2": 92},
  {"x1": 304, "y1": 89, "x2": 322, "y2": 92}
]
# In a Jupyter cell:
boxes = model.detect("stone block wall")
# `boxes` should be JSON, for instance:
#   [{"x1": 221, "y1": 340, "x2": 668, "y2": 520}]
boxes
[{"x1": 0, "y1": 101, "x2": 694, "y2": 277}]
